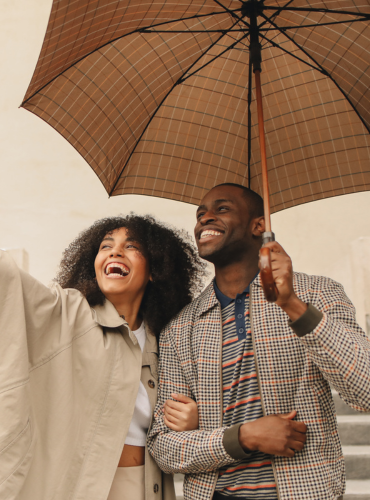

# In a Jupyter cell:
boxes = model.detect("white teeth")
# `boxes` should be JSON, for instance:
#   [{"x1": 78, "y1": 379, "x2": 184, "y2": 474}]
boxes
[
  {"x1": 105, "y1": 263, "x2": 129, "y2": 276},
  {"x1": 200, "y1": 230, "x2": 222, "y2": 239}
]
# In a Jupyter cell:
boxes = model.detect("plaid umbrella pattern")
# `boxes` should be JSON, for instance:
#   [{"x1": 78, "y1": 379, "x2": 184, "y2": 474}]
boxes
[{"x1": 21, "y1": 0, "x2": 370, "y2": 212}]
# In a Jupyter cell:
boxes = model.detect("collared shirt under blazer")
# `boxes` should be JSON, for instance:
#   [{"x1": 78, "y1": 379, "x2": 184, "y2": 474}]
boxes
[
  {"x1": 148, "y1": 273, "x2": 370, "y2": 500},
  {"x1": 0, "y1": 250, "x2": 175, "y2": 500}
]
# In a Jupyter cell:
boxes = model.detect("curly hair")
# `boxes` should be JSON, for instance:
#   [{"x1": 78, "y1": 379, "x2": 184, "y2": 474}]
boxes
[{"x1": 54, "y1": 214, "x2": 206, "y2": 337}]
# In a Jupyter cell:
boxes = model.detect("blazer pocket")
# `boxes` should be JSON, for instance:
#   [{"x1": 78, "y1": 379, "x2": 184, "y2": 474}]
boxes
[{"x1": 0, "y1": 419, "x2": 32, "y2": 485}]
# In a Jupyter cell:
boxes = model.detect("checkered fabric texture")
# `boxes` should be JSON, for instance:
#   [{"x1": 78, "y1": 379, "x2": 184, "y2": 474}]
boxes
[
  {"x1": 21, "y1": 1, "x2": 370, "y2": 209},
  {"x1": 148, "y1": 273, "x2": 370, "y2": 500}
]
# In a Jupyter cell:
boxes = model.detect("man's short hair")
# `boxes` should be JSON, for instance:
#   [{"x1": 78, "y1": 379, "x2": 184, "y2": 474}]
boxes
[{"x1": 213, "y1": 183, "x2": 264, "y2": 218}]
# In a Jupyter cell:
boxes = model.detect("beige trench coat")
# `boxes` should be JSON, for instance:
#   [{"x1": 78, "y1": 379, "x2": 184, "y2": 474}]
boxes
[{"x1": 0, "y1": 250, "x2": 175, "y2": 500}]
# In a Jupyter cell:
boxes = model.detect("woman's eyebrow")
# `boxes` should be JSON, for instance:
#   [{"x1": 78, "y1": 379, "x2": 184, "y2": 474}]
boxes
[{"x1": 101, "y1": 236, "x2": 114, "y2": 243}]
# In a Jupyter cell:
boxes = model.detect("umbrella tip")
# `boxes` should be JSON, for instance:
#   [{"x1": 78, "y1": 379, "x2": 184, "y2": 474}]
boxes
[{"x1": 241, "y1": 0, "x2": 264, "y2": 19}]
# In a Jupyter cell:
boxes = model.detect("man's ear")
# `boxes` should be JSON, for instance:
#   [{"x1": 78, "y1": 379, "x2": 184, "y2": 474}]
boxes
[{"x1": 251, "y1": 216, "x2": 265, "y2": 236}]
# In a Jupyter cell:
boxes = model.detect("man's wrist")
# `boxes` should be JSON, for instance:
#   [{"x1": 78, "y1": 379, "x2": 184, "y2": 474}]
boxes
[
  {"x1": 223, "y1": 424, "x2": 252, "y2": 459},
  {"x1": 279, "y1": 295, "x2": 308, "y2": 322},
  {"x1": 238, "y1": 422, "x2": 257, "y2": 452},
  {"x1": 289, "y1": 303, "x2": 323, "y2": 337}
]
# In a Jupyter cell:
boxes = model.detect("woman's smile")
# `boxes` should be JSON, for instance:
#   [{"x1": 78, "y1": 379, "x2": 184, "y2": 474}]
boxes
[{"x1": 104, "y1": 262, "x2": 130, "y2": 278}]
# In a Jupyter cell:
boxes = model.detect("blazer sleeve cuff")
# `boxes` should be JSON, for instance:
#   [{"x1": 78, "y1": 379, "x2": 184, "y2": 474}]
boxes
[
  {"x1": 289, "y1": 303, "x2": 323, "y2": 337},
  {"x1": 223, "y1": 424, "x2": 251, "y2": 460}
]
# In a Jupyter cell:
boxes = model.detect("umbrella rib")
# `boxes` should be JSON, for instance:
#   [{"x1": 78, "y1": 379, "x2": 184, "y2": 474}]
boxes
[
  {"x1": 259, "y1": 0, "x2": 295, "y2": 30},
  {"x1": 247, "y1": 51, "x2": 252, "y2": 188},
  {"x1": 212, "y1": 0, "x2": 251, "y2": 31},
  {"x1": 21, "y1": 10, "x2": 238, "y2": 106},
  {"x1": 108, "y1": 30, "x2": 230, "y2": 196},
  {"x1": 138, "y1": 8, "x2": 242, "y2": 32},
  {"x1": 261, "y1": 16, "x2": 370, "y2": 31},
  {"x1": 179, "y1": 33, "x2": 249, "y2": 84},
  {"x1": 212, "y1": 0, "x2": 247, "y2": 24},
  {"x1": 264, "y1": 6, "x2": 370, "y2": 17},
  {"x1": 177, "y1": 17, "x2": 249, "y2": 85},
  {"x1": 259, "y1": 33, "x2": 325, "y2": 74},
  {"x1": 141, "y1": 29, "x2": 247, "y2": 33},
  {"x1": 56, "y1": 16, "x2": 368, "y2": 35},
  {"x1": 261, "y1": 13, "x2": 370, "y2": 135}
]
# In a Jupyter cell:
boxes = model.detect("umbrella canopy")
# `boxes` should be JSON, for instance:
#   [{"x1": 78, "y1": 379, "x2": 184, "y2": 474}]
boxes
[{"x1": 22, "y1": 0, "x2": 370, "y2": 212}]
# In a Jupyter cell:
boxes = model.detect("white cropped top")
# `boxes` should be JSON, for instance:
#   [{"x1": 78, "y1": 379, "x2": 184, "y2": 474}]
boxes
[{"x1": 124, "y1": 322, "x2": 152, "y2": 446}]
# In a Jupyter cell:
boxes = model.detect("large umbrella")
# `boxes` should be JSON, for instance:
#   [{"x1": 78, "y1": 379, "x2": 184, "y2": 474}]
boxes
[{"x1": 21, "y1": 0, "x2": 370, "y2": 299}]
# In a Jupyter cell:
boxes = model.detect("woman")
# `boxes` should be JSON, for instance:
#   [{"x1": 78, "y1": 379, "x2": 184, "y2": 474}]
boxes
[{"x1": 0, "y1": 214, "x2": 205, "y2": 500}]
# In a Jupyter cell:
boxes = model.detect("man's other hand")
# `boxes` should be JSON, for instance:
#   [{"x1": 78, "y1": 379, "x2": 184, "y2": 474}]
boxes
[{"x1": 238, "y1": 410, "x2": 307, "y2": 457}]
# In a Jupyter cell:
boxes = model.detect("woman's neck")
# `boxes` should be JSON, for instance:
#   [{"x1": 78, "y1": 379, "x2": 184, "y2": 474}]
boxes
[{"x1": 107, "y1": 294, "x2": 143, "y2": 330}]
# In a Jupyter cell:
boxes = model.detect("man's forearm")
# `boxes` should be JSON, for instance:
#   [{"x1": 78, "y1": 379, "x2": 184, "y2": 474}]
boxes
[
  {"x1": 148, "y1": 425, "x2": 237, "y2": 474},
  {"x1": 296, "y1": 281, "x2": 370, "y2": 411},
  {"x1": 279, "y1": 295, "x2": 308, "y2": 322}
]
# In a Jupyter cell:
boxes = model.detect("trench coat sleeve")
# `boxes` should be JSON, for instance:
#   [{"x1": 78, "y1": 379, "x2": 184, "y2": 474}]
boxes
[
  {"x1": 298, "y1": 277, "x2": 370, "y2": 411},
  {"x1": 0, "y1": 250, "x2": 91, "y2": 374},
  {"x1": 0, "y1": 250, "x2": 91, "y2": 484},
  {"x1": 147, "y1": 325, "x2": 236, "y2": 475}
]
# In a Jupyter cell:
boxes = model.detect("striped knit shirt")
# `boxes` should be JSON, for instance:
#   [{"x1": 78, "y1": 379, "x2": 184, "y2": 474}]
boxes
[{"x1": 214, "y1": 280, "x2": 277, "y2": 499}]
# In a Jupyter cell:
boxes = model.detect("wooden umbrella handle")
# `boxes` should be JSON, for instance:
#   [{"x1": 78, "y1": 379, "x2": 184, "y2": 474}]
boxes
[
  {"x1": 259, "y1": 246, "x2": 278, "y2": 302},
  {"x1": 254, "y1": 68, "x2": 277, "y2": 302}
]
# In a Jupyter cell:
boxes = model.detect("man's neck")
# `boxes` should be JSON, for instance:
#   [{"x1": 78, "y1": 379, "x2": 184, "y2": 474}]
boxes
[{"x1": 214, "y1": 258, "x2": 259, "y2": 299}]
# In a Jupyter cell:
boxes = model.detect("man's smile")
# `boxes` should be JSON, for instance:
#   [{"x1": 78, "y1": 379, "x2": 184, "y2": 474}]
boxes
[{"x1": 199, "y1": 229, "x2": 223, "y2": 241}]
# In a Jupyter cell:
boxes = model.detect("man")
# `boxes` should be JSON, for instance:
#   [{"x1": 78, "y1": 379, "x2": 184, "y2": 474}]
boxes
[{"x1": 148, "y1": 184, "x2": 370, "y2": 500}]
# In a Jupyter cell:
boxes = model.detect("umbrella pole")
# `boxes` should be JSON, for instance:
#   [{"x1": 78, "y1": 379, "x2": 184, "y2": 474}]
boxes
[
  {"x1": 254, "y1": 69, "x2": 272, "y2": 233},
  {"x1": 249, "y1": 11, "x2": 278, "y2": 302}
]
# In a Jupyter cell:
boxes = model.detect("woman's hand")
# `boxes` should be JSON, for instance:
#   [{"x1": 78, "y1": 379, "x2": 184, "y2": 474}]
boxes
[{"x1": 163, "y1": 393, "x2": 199, "y2": 431}]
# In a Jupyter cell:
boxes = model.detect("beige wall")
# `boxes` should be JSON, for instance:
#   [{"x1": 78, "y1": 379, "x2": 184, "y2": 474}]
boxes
[{"x1": 1, "y1": 0, "x2": 370, "y2": 332}]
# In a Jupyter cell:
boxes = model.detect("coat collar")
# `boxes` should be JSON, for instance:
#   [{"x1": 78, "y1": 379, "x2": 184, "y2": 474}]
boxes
[
  {"x1": 92, "y1": 299, "x2": 127, "y2": 328},
  {"x1": 198, "y1": 273, "x2": 262, "y2": 316},
  {"x1": 92, "y1": 300, "x2": 158, "y2": 352},
  {"x1": 92, "y1": 300, "x2": 137, "y2": 346},
  {"x1": 198, "y1": 282, "x2": 220, "y2": 316}
]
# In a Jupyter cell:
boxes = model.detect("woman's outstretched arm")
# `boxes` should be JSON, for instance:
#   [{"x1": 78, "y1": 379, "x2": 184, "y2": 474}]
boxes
[{"x1": 0, "y1": 249, "x2": 91, "y2": 372}]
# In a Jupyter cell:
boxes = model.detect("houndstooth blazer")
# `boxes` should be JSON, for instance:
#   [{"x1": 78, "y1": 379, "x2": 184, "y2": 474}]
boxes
[{"x1": 148, "y1": 273, "x2": 370, "y2": 500}]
